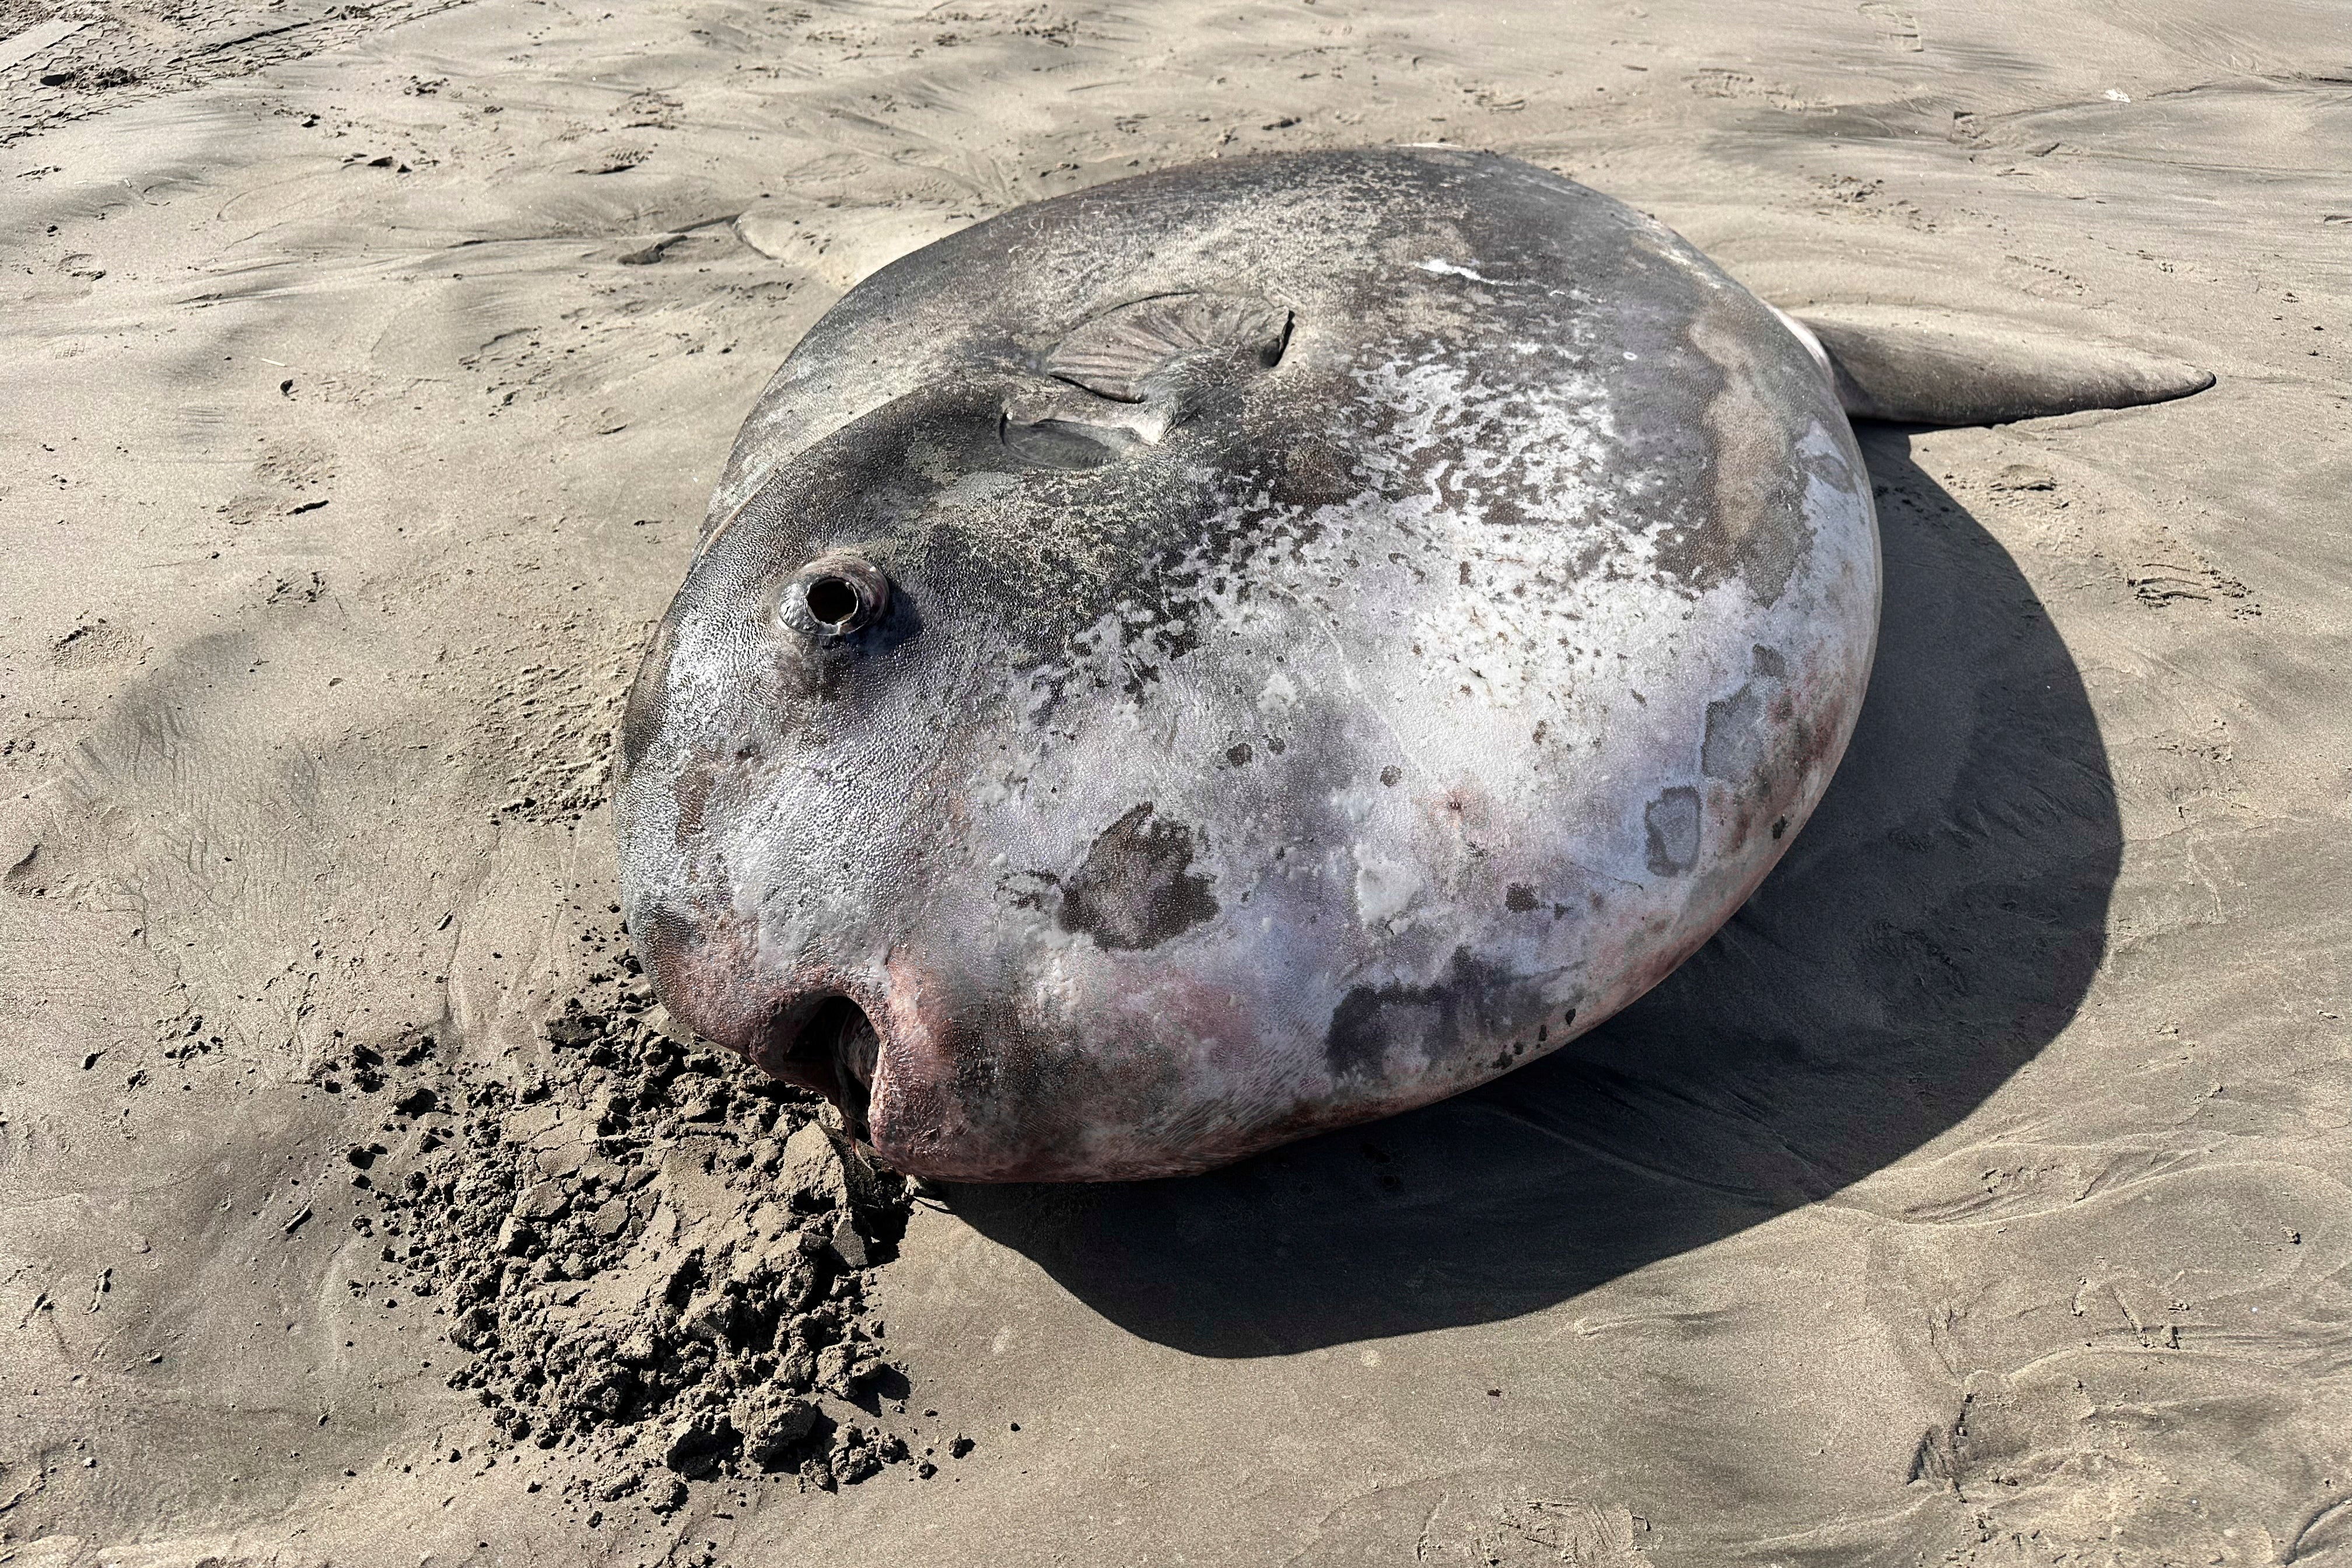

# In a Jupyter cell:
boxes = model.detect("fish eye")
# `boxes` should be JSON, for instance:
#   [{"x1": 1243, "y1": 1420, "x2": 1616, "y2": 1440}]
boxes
[
  {"x1": 804, "y1": 575, "x2": 860, "y2": 625},
  {"x1": 781, "y1": 552, "x2": 890, "y2": 639}
]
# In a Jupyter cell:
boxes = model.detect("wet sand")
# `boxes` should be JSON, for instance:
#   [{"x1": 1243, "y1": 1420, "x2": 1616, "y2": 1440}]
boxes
[{"x1": 4, "y1": 1, "x2": 2350, "y2": 1562}]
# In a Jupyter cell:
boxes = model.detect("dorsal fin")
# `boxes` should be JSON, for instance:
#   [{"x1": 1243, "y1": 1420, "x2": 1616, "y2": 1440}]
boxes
[
  {"x1": 1045, "y1": 293, "x2": 1293, "y2": 403},
  {"x1": 1779, "y1": 306, "x2": 2214, "y2": 426}
]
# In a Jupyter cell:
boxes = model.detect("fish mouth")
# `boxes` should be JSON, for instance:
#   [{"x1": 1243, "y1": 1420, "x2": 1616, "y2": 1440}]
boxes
[{"x1": 754, "y1": 993, "x2": 882, "y2": 1142}]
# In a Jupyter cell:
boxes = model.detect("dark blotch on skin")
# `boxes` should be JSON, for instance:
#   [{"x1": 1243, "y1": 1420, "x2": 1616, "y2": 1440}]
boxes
[
  {"x1": 1644, "y1": 786, "x2": 1702, "y2": 877},
  {"x1": 1325, "y1": 947, "x2": 1518, "y2": 1081},
  {"x1": 1504, "y1": 884, "x2": 1540, "y2": 913},
  {"x1": 1701, "y1": 684, "x2": 1765, "y2": 783},
  {"x1": 1058, "y1": 803, "x2": 1220, "y2": 951},
  {"x1": 1379, "y1": 766, "x2": 1402, "y2": 787},
  {"x1": 1226, "y1": 743, "x2": 1253, "y2": 766},
  {"x1": 1751, "y1": 643, "x2": 1787, "y2": 678}
]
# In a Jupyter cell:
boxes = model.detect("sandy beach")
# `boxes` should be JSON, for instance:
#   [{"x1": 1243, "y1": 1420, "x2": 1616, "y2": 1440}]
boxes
[{"x1": 5, "y1": 0, "x2": 2350, "y2": 1562}]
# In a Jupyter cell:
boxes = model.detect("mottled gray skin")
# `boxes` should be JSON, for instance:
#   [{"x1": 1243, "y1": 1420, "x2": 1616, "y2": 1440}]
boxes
[{"x1": 616, "y1": 148, "x2": 1879, "y2": 1182}]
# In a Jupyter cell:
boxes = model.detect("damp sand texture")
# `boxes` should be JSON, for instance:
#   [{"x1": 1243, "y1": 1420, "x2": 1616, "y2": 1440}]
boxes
[{"x1": 4, "y1": 1, "x2": 2350, "y2": 1565}]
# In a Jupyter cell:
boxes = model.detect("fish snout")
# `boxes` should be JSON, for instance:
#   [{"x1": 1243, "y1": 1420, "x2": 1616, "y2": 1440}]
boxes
[
  {"x1": 671, "y1": 950, "x2": 1180, "y2": 1184},
  {"x1": 640, "y1": 932, "x2": 1258, "y2": 1182},
  {"x1": 741, "y1": 965, "x2": 1025, "y2": 1179},
  {"x1": 634, "y1": 918, "x2": 893, "y2": 1139}
]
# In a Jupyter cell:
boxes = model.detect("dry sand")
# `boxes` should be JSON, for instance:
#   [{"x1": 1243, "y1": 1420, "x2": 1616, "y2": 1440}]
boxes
[{"x1": 5, "y1": 0, "x2": 2351, "y2": 1563}]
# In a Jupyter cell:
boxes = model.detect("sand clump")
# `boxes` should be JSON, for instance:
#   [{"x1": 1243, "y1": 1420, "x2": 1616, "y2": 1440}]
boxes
[{"x1": 308, "y1": 957, "x2": 972, "y2": 1516}]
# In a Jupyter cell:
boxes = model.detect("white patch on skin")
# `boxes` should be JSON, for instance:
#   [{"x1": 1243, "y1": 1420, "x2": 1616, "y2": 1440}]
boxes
[
  {"x1": 1418, "y1": 259, "x2": 1598, "y2": 307},
  {"x1": 1335, "y1": 346, "x2": 1689, "y2": 718},
  {"x1": 1256, "y1": 669, "x2": 1299, "y2": 714},
  {"x1": 1008, "y1": 322, "x2": 1745, "y2": 925},
  {"x1": 1352, "y1": 846, "x2": 1421, "y2": 928},
  {"x1": 1418, "y1": 257, "x2": 1514, "y2": 284}
]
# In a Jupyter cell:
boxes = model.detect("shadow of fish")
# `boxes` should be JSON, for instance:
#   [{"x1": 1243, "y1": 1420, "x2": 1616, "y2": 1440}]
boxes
[{"x1": 615, "y1": 147, "x2": 2208, "y2": 1182}]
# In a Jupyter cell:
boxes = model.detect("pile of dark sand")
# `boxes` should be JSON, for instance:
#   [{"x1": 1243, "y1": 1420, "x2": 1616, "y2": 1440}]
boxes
[{"x1": 307, "y1": 957, "x2": 974, "y2": 1521}]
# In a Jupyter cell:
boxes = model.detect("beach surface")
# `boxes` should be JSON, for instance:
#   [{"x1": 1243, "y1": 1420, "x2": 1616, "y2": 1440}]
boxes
[{"x1": 4, "y1": 1, "x2": 2350, "y2": 1562}]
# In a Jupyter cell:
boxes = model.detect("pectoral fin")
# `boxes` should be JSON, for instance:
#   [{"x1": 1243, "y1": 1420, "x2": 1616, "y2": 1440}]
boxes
[
  {"x1": 1046, "y1": 292, "x2": 1293, "y2": 402},
  {"x1": 1000, "y1": 291, "x2": 1296, "y2": 462},
  {"x1": 1775, "y1": 306, "x2": 2214, "y2": 426}
]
